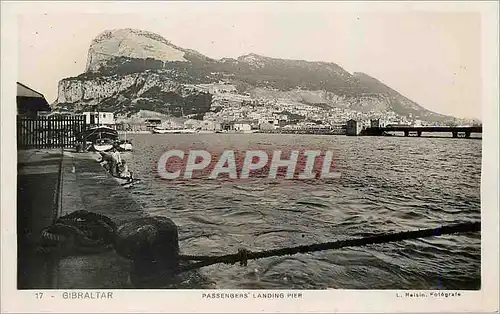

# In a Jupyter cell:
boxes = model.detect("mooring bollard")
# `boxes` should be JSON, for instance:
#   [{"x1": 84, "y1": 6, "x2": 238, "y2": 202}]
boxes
[{"x1": 114, "y1": 216, "x2": 180, "y2": 287}]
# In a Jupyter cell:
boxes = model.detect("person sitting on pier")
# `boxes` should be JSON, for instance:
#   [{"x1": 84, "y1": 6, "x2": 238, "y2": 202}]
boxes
[
  {"x1": 98, "y1": 152, "x2": 113, "y2": 172},
  {"x1": 109, "y1": 146, "x2": 122, "y2": 176},
  {"x1": 118, "y1": 160, "x2": 133, "y2": 182}
]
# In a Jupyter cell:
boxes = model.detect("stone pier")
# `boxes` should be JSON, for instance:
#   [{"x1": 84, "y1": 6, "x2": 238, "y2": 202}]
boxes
[
  {"x1": 17, "y1": 149, "x2": 214, "y2": 289},
  {"x1": 54, "y1": 151, "x2": 149, "y2": 289}
]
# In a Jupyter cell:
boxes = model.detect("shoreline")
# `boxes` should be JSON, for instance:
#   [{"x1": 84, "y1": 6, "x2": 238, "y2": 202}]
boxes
[{"x1": 118, "y1": 130, "x2": 482, "y2": 139}]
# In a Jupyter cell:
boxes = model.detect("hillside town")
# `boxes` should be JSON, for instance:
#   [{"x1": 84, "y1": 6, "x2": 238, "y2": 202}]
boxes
[
  {"x1": 44, "y1": 81, "x2": 481, "y2": 135},
  {"x1": 44, "y1": 28, "x2": 481, "y2": 137}
]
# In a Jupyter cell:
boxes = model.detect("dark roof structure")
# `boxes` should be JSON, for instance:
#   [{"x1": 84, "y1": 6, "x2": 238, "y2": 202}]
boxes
[{"x1": 17, "y1": 82, "x2": 51, "y2": 117}]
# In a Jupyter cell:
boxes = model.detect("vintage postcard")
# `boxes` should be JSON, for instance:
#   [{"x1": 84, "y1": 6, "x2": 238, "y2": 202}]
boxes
[{"x1": 1, "y1": 1, "x2": 498, "y2": 313}]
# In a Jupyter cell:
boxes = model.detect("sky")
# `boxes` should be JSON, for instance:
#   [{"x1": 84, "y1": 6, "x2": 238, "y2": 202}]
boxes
[{"x1": 16, "y1": 2, "x2": 482, "y2": 119}]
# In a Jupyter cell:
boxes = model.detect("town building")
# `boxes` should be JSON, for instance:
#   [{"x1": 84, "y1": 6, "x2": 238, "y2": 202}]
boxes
[
  {"x1": 82, "y1": 111, "x2": 115, "y2": 127},
  {"x1": 161, "y1": 117, "x2": 187, "y2": 129},
  {"x1": 221, "y1": 122, "x2": 235, "y2": 131},
  {"x1": 370, "y1": 119, "x2": 380, "y2": 128},
  {"x1": 200, "y1": 120, "x2": 222, "y2": 131},
  {"x1": 145, "y1": 118, "x2": 162, "y2": 127},
  {"x1": 234, "y1": 122, "x2": 252, "y2": 131},
  {"x1": 346, "y1": 119, "x2": 359, "y2": 136},
  {"x1": 184, "y1": 119, "x2": 202, "y2": 130},
  {"x1": 259, "y1": 122, "x2": 276, "y2": 131}
]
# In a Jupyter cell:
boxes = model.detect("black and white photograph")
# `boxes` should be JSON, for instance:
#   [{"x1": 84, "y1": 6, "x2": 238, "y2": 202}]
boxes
[{"x1": 2, "y1": 1, "x2": 499, "y2": 313}]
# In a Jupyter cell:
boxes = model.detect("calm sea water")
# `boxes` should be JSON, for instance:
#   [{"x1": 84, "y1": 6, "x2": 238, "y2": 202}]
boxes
[{"x1": 122, "y1": 133, "x2": 481, "y2": 290}]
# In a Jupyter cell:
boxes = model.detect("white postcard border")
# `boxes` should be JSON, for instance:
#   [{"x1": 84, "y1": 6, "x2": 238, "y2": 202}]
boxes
[{"x1": 1, "y1": 1, "x2": 498, "y2": 313}]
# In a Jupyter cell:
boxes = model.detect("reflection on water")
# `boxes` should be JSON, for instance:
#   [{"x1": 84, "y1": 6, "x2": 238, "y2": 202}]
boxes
[{"x1": 122, "y1": 134, "x2": 481, "y2": 289}]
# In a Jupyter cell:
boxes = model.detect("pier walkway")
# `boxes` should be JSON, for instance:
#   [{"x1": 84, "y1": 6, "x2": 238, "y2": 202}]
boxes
[
  {"x1": 17, "y1": 149, "x2": 147, "y2": 289},
  {"x1": 55, "y1": 151, "x2": 149, "y2": 289},
  {"x1": 17, "y1": 150, "x2": 62, "y2": 289}
]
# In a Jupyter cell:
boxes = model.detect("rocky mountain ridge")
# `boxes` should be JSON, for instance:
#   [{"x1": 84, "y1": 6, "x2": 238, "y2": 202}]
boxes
[{"x1": 54, "y1": 28, "x2": 456, "y2": 122}]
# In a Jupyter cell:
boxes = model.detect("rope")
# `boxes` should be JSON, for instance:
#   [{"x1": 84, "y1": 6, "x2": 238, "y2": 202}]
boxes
[
  {"x1": 178, "y1": 221, "x2": 480, "y2": 273},
  {"x1": 37, "y1": 210, "x2": 117, "y2": 256}
]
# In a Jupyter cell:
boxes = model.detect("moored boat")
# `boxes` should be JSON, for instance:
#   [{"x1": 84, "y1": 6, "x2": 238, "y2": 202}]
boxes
[
  {"x1": 152, "y1": 128, "x2": 196, "y2": 134},
  {"x1": 93, "y1": 142, "x2": 114, "y2": 152},
  {"x1": 79, "y1": 126, "x2": 119, "y2": 151},
  {"x1": 152, "y1": 128, "x2": 172, "y2": 134},
  {"x1": 178, "y1": 128, "x2": 196, "y2": 134},
  {"x1": 195, "y1": 130, "x2": 216, "y2": 134},
  {"x1": 81, "y1": 126, "x2": 119, "y2": 141}
]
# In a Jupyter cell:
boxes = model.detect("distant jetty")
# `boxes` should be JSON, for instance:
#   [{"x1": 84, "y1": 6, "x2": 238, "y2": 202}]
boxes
[{"x1": 359, "y1": 126, "x2": 482, "y2": 138}]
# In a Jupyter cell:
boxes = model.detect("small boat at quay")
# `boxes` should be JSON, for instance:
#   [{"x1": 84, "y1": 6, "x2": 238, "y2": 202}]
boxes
[
  {"x1": 79, "y1": 126, "x2": 118, "y2": 152},
  {"x1": 92, "y1": 139, "x2": 114, "y2": 152},
  {"x1": 79, "y1": 126, "x2": 133, "y2": 152}
]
